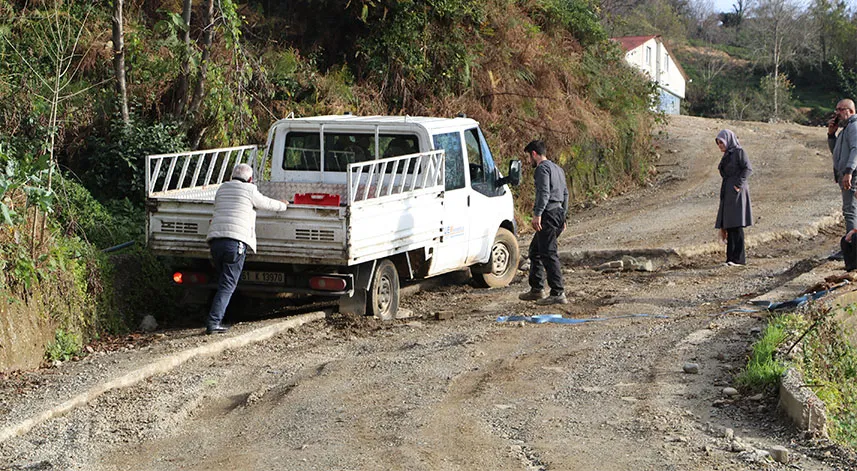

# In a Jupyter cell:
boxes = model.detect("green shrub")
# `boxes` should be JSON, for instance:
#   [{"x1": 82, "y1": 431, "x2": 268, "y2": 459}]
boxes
[
  {"x1": 0, "y1": 144, "x2": 54, "y2": 227},
  {"x1": 737, "y1": 315, "x2": 791, "y2": 391},
  {"x1": 529, "y1": 0, "x2": 607, "y2": 46},
  {"x1": 53, "y1": 174, "x2": 143, "y2": 249},
  {"x1": 830, "y1": 58, "x2": 857, "y2": 100},
  {"x1": 356, "y1": 0, "x2": 484, "y2": 105},
  {"x1": 82, "y1": 117, "x2": 186, "y2": 205},
  {"x1": 758, "y1": 73, "x2": 797, "y2": 121},
  {"x1": 45, "y1": 329, "x2": 82, "y2": 362},
  {"x1": 263, "y1": 48, "x2": 307, "y2": 101}
]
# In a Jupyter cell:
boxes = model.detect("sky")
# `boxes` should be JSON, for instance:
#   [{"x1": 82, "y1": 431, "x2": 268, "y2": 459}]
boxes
[
  {"x1": 708, "y1": 0, "x2": 856, "y2": 14},
  {"x1": 711, "y1": 0, "x2": 738, "y2": 13}
]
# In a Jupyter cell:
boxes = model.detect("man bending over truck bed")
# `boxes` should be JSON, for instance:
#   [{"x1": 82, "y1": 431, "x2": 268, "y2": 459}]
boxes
[{"x1": 205, "y1": 163, "x2": 290, "y2": 334}]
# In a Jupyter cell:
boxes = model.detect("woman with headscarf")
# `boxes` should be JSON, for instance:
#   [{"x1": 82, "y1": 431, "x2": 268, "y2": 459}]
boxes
[{"x1": 715, "y1": 129, "x2": 753, "y2": 266}]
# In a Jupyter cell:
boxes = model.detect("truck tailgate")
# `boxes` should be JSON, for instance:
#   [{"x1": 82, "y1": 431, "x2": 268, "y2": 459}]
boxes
[{"x1": 148, "y1": 199, "x2": 348, "y2": 264}]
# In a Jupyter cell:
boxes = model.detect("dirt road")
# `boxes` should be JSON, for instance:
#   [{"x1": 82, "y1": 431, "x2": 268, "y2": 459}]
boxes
[
  {"x1": 567, "y1": 115, "x2": 840, "y2": 256},
  {"x1": 2, "y1": 116, "x2": 856, "y2": 470}
]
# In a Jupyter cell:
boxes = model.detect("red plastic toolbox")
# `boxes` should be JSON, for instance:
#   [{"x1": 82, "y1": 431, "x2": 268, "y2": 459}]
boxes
[{"x1": 293, "y1": 192, "x2": 341, "y2": 206}]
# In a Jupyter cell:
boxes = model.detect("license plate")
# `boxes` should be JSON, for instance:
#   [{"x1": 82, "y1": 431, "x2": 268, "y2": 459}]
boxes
[{"x1": 241, "y1": 271, "x2": 284, "y2": 284}]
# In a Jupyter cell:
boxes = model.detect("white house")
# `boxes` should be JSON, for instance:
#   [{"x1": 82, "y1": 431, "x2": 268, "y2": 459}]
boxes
[{"x1": 612, "y1": 35, "x2": 688, "y2": 115}]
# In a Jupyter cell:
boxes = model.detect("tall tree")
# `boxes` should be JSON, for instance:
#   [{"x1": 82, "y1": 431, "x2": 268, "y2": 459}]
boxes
[
  {"x1": 188, "y1": 0, "x2": 215, "y2": 118},
  {"x1": 621, "y1": 0, "x2": 690, "y2": 40},
  {"x1": 748, "y1": 0, "x2": 806, "y2": 119},
  {"x1": 170, "y1": 0, "x2": 193, "y2": 117},
  {"x1": 810, "y1": 0, "x2": 855, "y2": 66},
  {"x1": 112, "y1": 0, "x2": 129, "y2": 124},
  {"x1": 2, "y1": 2, "x2": 103, "y2": 184},
  {"x1": 732, "y1": 0, "x2": 749, "y2": 24}
]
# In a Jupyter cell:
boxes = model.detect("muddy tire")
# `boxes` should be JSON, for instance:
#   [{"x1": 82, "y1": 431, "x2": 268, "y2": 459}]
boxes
[
  {"x1": 472, "y1": 228, "x2": 519, "y2": 288},
  {"x1": 369, "y1": 259, "x2": 399, "y2": 321}
]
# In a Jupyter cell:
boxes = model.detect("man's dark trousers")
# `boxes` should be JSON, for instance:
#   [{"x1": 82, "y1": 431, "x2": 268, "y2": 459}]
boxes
[
  {"x1": 528, "y1": 207, "x2": 565, "y2": 296},
  {"x1": 208, "y1": 238, "x2": 246, "y2": 328},
  {"x1": 842, "y1": 234, "x2": 857, "y2": 271}
]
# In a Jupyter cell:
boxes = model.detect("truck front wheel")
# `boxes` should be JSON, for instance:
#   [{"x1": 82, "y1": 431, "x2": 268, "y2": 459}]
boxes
[
  {"x1": 472, "y1": 228, "x2": 519, "y2": 288},
  {"x1": 369, "y1": 259, "x2": 399, "y2": 321}
]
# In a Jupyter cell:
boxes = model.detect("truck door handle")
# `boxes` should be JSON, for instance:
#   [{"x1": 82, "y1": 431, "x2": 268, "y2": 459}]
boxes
[{"x1": 467, "y1": 195, "x2": 470, "y2": 207}]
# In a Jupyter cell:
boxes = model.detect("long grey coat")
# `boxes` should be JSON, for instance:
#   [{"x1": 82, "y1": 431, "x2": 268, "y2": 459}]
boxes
[{"x1": 715, "y1": 147, "x2": 753, "y2": 229}]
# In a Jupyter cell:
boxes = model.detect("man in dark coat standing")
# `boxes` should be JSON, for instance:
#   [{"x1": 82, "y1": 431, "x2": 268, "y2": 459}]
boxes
[
  {"x1": 519, "y1": 140, "x2": 569, "y2": 305},
  {"x1": 714, "y1": 129, "x2": 753, "y2": 266},
  {"x1": 829, "y1": 99, "x2": 857, "y2": 232}
]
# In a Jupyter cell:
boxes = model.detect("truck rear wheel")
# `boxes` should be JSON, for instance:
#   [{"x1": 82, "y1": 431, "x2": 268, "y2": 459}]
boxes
[
  {"x1": 369, "y1": 259, "x2": 399, "y2": 321},
  {"x1": 472, "y1": 228, "x2": 519, "y2": 288}
]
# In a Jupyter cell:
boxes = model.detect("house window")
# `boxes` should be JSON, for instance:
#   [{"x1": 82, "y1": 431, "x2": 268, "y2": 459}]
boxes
[
  {"x1": 645, "y1": 46, "x2": 652, "y2": 66},
  {"x1": 665, "y1": 54, "x2": 670, "y2": 72}
]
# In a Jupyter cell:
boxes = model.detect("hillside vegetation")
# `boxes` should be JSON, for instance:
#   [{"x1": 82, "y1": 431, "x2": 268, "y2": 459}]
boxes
[{"x1": 0, "y1": 0, "x2": 658, "y2": 368}]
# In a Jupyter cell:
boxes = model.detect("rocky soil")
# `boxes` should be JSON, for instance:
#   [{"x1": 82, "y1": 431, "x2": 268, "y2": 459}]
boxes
[{"x1": 1, "y1": 116, "x2": 856, "y2": 471}]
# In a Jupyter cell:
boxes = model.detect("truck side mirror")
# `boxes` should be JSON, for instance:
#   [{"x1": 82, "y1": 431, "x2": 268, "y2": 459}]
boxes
[
  {"x1": 508, "y1": 160, "x2": 521, "y2": 186},
  {"x1": 495, "y1": 159, "x2": 522, "y2": 188}
]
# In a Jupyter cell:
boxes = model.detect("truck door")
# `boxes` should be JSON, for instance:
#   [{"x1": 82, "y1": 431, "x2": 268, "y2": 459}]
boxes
[
  {"x1": 429, "y1": 131, "x2": 470, "y2": 274},
  {"x1": 463, "y1": 127, "x2": 505, "y2": 265}
]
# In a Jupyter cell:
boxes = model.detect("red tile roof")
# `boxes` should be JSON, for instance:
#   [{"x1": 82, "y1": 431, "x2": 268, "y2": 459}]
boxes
[
  {"x1": 610, "y1": 35, "x2": 689, "y2": 81},
  {"x1": 611, "y1": 35, "x2": 659, "y2": 52}
]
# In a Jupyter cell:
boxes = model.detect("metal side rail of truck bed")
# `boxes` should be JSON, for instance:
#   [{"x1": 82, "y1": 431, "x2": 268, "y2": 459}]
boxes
[{"x1": 146, "y1": 146, "x2": 446, "y2": 266}]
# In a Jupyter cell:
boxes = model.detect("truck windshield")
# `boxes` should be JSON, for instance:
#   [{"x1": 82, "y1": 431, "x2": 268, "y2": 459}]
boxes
[{"x1": 283, "y1": 132, "x2": 420, "y2": 172}]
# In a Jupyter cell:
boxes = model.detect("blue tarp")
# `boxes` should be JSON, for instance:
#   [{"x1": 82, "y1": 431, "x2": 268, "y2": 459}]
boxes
[
  {"x1": 496, "y1": 313, "x2": 668, "y2": 325},
  {"x1": 718, "y1": 281, "x2": 850, "y2": 316}
]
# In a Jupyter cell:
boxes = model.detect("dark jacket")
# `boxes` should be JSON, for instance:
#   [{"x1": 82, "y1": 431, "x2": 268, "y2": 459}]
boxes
[
  {"x1": 830, "y1": 114, "x2": 857, "y2": 183},
  {"x1": 533, "y1": 160, "x2": 569, "y2": 219},
  {"x1": 715, "y1": 147, "x2": 753, "y2": 229}
]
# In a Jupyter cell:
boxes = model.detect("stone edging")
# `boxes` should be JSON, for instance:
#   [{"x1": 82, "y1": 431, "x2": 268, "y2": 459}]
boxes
[
  {"x1": 560, "y1": 212, "x2": 841, "y2": 266},
  {"x1": 778, "y1": 367, "x2": 828, "y2": 437}
]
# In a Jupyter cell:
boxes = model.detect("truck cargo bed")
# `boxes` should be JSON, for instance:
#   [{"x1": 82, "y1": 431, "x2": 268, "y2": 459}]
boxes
[{"x1": 146, "y1": 148, "x2": 445, "y2": 266}]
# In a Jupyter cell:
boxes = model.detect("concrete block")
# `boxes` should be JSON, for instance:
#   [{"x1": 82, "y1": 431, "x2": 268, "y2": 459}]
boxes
[{"x1": 778, "y1": 368, "x2": 828, "y2": 437}]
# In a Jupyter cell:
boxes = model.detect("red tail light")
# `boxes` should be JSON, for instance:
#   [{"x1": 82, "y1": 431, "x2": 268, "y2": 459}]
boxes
[
  {"x1": 172, "y1": 271, "x2": 209, "y2": 285},
  {"x1": 309, "y1": 276, "x2": 347, "y2": 291}
]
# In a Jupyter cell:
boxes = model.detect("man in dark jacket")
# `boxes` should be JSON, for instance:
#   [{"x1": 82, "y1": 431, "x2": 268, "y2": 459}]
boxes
[
  {"x1": 830, "y1": 99, "x2": 857, "y2": 232},
  {"x1": 519, "y1": 140, "x2": 569, "y2": 305}
]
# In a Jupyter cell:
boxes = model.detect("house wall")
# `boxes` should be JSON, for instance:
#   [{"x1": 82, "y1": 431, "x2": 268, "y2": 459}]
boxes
[
  {"x1": 658, "y1": 89, "x2": 681, "y2": 115},
  {"x1": 662, "y1": 52, "x2": 685, "y2": 99},
  {"x1": 623, "y1": 38, "x2": 686, "y2": 102}
]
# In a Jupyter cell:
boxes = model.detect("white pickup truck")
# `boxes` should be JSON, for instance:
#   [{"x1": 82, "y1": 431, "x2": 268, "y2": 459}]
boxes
[{"x1": 146, "y1": 114, "x2": 521, "y2": 319}]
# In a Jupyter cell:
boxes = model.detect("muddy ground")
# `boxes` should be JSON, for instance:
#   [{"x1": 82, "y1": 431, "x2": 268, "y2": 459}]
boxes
[{"x1": 2, "y1": 116, "x2": 857, "y2": 470}]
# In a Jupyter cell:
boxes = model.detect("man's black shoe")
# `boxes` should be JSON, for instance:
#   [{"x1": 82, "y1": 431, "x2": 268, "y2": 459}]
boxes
[
  {"x1": 205, "y1": 324, "x2": 229, "y2": 335},
  {"x1": 829, "y1": 250, "x2": 844, "y2": 261}
]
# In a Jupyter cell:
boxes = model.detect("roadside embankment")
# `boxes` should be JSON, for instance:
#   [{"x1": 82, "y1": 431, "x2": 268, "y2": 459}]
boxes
[
  {"x1": 739, "y1": 263, "x2": 857, "y2": 451},
  {"x1": 0, "y1": 296, "x2": 54, "y2": 372}
]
